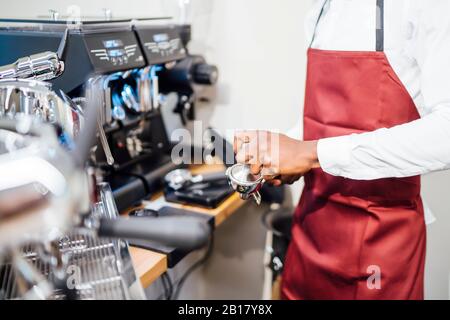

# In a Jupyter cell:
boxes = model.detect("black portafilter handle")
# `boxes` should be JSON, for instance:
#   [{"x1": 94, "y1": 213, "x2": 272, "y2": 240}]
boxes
[
  {"x1": 192, "y1": 63, "x2": 219, "y2": 85},
  {"x1": 197, "y1": 171, "x2": 227, "y2": 183},
  {"x1": 97, "y1": 216, "x2": 211, "y2": 250}
]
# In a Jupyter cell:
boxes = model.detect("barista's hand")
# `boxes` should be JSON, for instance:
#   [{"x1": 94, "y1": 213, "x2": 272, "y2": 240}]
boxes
[
  {"x1": 233, "y1": 130, "x2": 320, "y2": 181},
  {"x1": 266, "y1": 174, "x2": 303, "y2": 186}
]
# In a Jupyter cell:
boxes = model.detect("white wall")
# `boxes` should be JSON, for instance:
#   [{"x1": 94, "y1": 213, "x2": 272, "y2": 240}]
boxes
[
  {"x1": 2, "y1": 0, "x2": 450, "y2": 300},
  {"x1": 422, "y1": 172, "x2": 450, "y2": 299},
  {"x1": 0, "y1": 0, "x2": 167, "y2": 19},
  {"x1": 190, "y1": 0, "x2": 307, "y2": 135}
]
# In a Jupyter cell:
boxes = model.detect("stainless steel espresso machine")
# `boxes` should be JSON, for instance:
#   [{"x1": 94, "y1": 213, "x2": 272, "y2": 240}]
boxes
[
  {"x1": 0, "y1": 16, "x2": 218, "y2": 212},
  {"x1": 0, "y1": 15, "x2": 217, "y2": 300}
]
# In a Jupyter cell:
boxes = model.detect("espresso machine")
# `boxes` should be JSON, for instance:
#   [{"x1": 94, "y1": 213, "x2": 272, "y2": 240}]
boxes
[
  {"x1": 0, "y1": 14, "x2": 217, "y2": 298},
  {"x1": 0, "y1": 16, "x2": 218, "y2": 212}
]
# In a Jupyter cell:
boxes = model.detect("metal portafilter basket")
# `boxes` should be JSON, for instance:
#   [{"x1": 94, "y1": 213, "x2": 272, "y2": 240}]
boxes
[{"x1": 226, "y1": 164, "x2": 265, "y2": 205}]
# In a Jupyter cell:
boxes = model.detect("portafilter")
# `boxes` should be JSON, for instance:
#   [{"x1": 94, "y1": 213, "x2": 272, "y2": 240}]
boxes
[{"x1": 226, "y1": 163, "x2": 265, "y2": 205}]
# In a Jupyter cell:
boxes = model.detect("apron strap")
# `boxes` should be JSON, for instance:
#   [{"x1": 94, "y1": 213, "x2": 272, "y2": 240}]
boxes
[
  {"x1": 376, "y1": 0, "x2": 384, "y2": 52},
  {"x1": 309, "y1": 0, "x2": 385, "y2": 52},
  {"x1": 309, "y1": 0, "x2": 328, "y2": 48}
]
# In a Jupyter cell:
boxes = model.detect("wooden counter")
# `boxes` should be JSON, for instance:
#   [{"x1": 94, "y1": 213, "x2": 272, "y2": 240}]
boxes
[
  {"x1": 128, "y1": 247, "x2": 167, "y2": 289},
  {"x1": 127, "y1": 163, "x2": 246, "y2": 288}
]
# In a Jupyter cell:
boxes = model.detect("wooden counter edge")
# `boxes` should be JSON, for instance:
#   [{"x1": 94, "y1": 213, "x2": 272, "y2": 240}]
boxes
[
  {"x1": 156, "y1": 192, "x2": 246, "y2": 227},
  {"x1": 129, "y1": 246, "x2": 167, "y2": 288}
]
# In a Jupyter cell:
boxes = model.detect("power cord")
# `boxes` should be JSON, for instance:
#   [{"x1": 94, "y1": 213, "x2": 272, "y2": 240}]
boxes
[
  {"x1": 161, "y1": 273, "x2": 174, "y2": 300},
  {"x1": 160, "y1": 273, "x2": 169, "y2": 300},
  {"x1": 172, "y1": 233, "x2": 215, "y2": 300}
]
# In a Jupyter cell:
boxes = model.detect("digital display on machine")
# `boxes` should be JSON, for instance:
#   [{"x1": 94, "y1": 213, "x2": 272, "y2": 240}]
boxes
[
  {"x1": 85, "y1": 31, "x2": 145, "y2": 72},
  {"x1": 153, "y1": 33, "x2": 169, "y2": 43},
  {"x1": 108, "y1": 49, "x2": 125, "y2": 57},
  {"x1": 103, "y1": 39, "x2": 124, "y2": 48}
]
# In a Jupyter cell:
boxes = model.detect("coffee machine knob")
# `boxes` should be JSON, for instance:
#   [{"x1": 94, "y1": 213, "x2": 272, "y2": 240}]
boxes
[{"x1": 192, "y1": 63, "x2": 219, "y2": 85}]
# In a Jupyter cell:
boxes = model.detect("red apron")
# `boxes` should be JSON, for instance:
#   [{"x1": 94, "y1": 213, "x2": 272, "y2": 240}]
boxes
[{"x1": 281, "y1": 0, "x2": 426, "y2": 300}]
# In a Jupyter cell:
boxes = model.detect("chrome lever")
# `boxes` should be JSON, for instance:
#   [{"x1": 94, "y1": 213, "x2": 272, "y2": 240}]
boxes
[
  {"x1": 86, "y1": 76, "x2": 115, "y2": 166},
  {"x1": 97, "y1": 119, "x2": 114, "y2": 166}
]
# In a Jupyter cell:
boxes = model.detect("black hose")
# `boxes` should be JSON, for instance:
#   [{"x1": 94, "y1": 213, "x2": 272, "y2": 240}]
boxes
[
  {"x1": 172, "y1": 234, "x2": 214, "y2": 300},
  {"x1": 160, "y1": 273, "x2": 169, "y2": 300},
  {"x1": 161, "y1": 273, "x2": 174, "y2": 300}
]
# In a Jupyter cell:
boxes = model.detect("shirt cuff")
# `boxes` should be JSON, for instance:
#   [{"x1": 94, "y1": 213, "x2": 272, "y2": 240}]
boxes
[{"x1": 317, "y1": 135, "x2": 353, "y2": 176}]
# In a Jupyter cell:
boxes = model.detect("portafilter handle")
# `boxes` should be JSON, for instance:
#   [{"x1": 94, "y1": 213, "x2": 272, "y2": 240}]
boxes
[
  {"x1": 0, "y1": 51, "x2": 64, "y2": 81},
  {"x1": 97, "y1": 216, "x2": 211, "y2": 250}
]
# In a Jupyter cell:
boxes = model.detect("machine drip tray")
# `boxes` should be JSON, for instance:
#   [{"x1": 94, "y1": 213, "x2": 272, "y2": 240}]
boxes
[{"x1": 128, "y1": 206, "x2": 214, "y2": 268}]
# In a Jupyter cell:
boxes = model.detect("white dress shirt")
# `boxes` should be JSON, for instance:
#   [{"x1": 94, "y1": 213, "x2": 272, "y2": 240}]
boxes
[
  {"x1": 309, "y1": 0, "x2": 450, "y2": 181},
  {"x1": 305, "y1": 0, "x2": 450, "y2": 223}
]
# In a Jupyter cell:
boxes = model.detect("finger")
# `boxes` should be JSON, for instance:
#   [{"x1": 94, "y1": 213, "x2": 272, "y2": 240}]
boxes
[
  {"x1": 271, "y1": 179, "x2": 283, "y2": 187},
  {"x1": 261, "y1": 153, "x2": 272, "y2": 167},
  {"x1": 261, "y1": 166, "x2": 279, "y2": 178},
  {"x1": 236, "y1": 141, "x2": 257, "y2": 163},
  {"x1": 285, "y1": 175, "x2": 302, "y2": 185},
  {"x1": 263, "y1": 174, "x2": 281, "y2": 182},
  {"x1": 250, "y1": 163, "x2": 262, "y2": 175},
  {"x1": 233, "y1": 130, "x2": 255, "y2": 153},
  {"x1": 260, "y1": 154, "x2": 280, "y2": 177},
  {"x1": 265, "y1": 178, "x2": 281, "y2": 185},
  {"x1": 235, "y1": 140, "x2": 249, "y2": 163},
  {"x1": 235, "y1": 150, "x2": 249, "y2": 163},
  {"x1": 233, "y1": 133, "x2": 248, "y2": 154}
]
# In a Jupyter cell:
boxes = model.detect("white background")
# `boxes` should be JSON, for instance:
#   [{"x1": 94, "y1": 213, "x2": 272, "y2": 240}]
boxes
[{"x1": 2, "y1": 0, "x2": 450, "y2": 299}]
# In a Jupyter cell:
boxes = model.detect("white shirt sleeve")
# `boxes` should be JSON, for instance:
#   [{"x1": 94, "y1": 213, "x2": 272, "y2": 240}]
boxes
[{"x1": 317, "y1": 1, "x2": 450, "y2": 180}]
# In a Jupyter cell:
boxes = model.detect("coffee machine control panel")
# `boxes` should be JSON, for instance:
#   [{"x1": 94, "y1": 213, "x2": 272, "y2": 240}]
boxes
[
  {"x1": 135, "y1": 26, "x2": 187, "y2": 65},
  {"x1": 85, "y1": 31, "x2": 146, "y2": 72}
]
